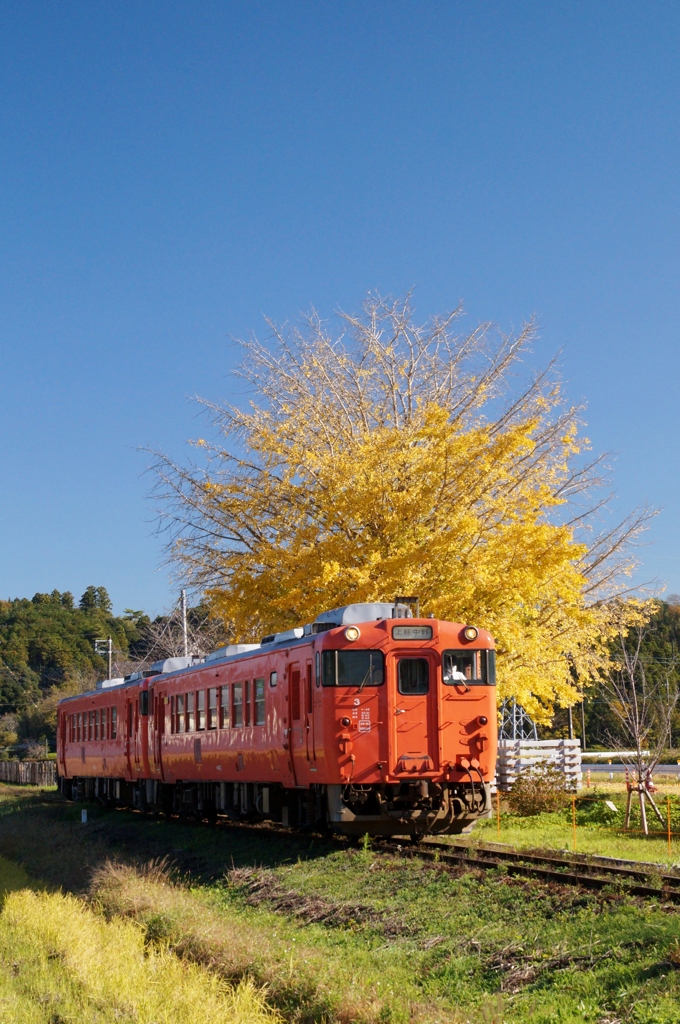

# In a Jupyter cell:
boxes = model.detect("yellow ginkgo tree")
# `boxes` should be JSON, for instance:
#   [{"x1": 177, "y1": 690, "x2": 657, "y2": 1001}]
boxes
[{"x1": 151, "y1": 294, "x2": 654, "y2": 720}]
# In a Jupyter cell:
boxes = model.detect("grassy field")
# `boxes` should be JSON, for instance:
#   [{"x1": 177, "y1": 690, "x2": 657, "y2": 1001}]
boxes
[
  {"x1": 466, "y1": 777, "x2": 680, "y2": 866},
  {"x1": 0, "y1": 785, "x2": 680, "y2": 1022}
]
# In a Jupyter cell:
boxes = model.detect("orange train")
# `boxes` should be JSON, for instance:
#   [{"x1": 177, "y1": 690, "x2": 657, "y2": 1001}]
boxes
[{"x1": 57, "y1": 602, "x2": 497, "y2": 837}]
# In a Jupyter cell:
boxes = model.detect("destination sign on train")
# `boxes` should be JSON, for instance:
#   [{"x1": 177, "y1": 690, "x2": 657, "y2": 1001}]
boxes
[{"x1": 392, "y1": 625, "x2": 433, "y2": 639}]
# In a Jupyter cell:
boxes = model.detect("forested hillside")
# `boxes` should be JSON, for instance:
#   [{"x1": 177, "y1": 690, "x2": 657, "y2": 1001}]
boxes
[
  {"x1": 0, "y1": 588, "x2": 150, "y2": 752},
  {"x1": 0, "y1": 588, "x2": 225, "y2": 753}
]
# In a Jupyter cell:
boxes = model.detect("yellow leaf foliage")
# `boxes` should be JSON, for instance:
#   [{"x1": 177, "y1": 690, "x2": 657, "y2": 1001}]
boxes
[{"x1": 155, "y1": 296, "x2": 651, "y2": 721}]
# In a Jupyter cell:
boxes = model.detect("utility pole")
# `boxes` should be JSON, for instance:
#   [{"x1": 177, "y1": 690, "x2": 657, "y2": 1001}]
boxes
[
  {"x1": 580, "y1": 700, "x2": 587, "y2": 751},
  {"x1": 181, "y1": 589, "x2": 188, "y2": 658},
  {"x1": 567, "y1": 705, "x2": 574, "y2": 741},
  {"x1": 93, "y1": 634, "x2": 113, "y2": 675}
]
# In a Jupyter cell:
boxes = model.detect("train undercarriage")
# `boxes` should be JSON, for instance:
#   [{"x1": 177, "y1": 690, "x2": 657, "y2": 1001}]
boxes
[{"x1": 59, "y1": 776, "x2": 492, "y2": 837}]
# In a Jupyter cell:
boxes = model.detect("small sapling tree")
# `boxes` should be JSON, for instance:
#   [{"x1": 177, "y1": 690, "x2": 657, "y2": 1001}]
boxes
[{"x1": 600, "y1": 607, "x2": 679, "y2": 834}]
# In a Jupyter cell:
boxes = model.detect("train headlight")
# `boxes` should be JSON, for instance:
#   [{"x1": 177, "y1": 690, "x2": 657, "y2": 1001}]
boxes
[
  {"x1": 463, "y1": 626, "x2": 478, "y2": 641},
  {"x1": 344, "y1": 626, "x2": 360, "y2": 641}
]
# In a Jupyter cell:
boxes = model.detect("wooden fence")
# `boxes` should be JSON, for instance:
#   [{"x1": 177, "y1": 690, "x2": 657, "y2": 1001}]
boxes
[{"x1": 0, "y1": 760, "x2": 57, "y2": 786}]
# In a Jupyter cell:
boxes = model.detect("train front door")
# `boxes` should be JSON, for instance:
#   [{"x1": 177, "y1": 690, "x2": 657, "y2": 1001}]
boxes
[{"x1": 391, "y1": 652, "x2": 439, "y2": 776}]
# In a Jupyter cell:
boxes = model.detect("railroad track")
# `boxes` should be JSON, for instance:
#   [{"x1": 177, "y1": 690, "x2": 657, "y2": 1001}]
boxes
[
  {"x1": 87, "y1": 801, "x2": 680, "y2": 903},
  {"x1": 379, "y1": 837, "x2": 680, "y2": 901}
]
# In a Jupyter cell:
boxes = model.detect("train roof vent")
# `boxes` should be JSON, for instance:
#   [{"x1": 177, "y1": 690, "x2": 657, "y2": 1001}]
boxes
[
  {"x1": 205, "y1": 644, "x2": 261, "y2": 664},
  {"x1": 260, "y1": 627, "x2": 304, "y2": 645},
  {"x1": 314, "y1": 602, "x2": 413, "y2": 626},
  {"x1": 150, "y1": 655, "x2": 203, "y2": 674},
  {"x1": 95, "y1": 677, "x2": 125, "y2": 690}
]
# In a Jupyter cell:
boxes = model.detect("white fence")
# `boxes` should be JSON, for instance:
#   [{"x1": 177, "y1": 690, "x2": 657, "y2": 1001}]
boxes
[{"x1": 496, "y1": 738, "x2": 582, "y2": 792}]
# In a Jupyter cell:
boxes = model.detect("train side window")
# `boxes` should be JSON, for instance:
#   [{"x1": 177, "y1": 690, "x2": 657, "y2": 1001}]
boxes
[
  {"x1": 177, "y1": 694, "x2": 185, "y2": 733},
  {"x1": 89, "y1": 710, "x2": 95, "y2": 740},
  {"x1": 207, "y1": 687, "x2": 218, "y2": 729},
  {"x1": 186, "y1": 692, "x2": 195, "y2": 732},
  {"x1": 220, "y1": 686, "x2": 230, "y2": 728},
  {"x1": 140, "y1": 691, "x2": 149, "y2": 716},
  {"x1": 197, "y1": 690, "x2": 206, "y2": 731},
  {"x1": 110, "y1": 708, "x2": 116, "y2": 739},
  {"x1": 315, "y1": 652, "x2": 320, "y2": 688},
  {"x1": 254, "y1": 678, "x2": 265, "y2": 725},
  {"x1": 486, "y1": 650, "x2": 497, "y2": 685},
  {"x1": 244, "y1": 681, "x2": 251, "y2": 726},
  {"x1": 94, "y1": 710, "x2": 98, "y2": 741},
  {"x1": 233, "y1": 684, "x2": 243, "y2": 727},
  {"x1": 398, "y1": 659, "x2": 429, "y2": 695},
  {"x1": 269, "y1": 671, "x2": 277, "y2": 687},
  {"x1": 170, "y1": 696, "x2": 175, "y2": 733}
]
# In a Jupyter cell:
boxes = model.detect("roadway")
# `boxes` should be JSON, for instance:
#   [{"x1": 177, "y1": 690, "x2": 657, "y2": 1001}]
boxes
[{"x1": 584, "y1": 762, "x2": 680, "y2": 775}]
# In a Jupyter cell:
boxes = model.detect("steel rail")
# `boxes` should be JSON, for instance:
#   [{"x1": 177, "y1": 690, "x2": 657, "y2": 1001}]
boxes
[
  {"x1": 377, "y1": 837, "x2": 680, "y2": 901},
  {"x1": 83, "y1": 800, "x2": 680, "y2": 902}
]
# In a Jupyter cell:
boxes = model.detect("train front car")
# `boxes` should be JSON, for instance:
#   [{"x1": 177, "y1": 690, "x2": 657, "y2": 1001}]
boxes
[{"x1": 314, "y1": 604, "x2": 497, "y2": 837}]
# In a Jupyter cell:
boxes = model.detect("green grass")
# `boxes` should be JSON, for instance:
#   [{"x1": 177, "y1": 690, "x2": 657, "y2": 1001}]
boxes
[
  {"x1": 467, "y1": 786, "x2": 680, "y2": 867},
  {"x1": 2, "y1": 784, "x2": 680, "y2": 1023}
]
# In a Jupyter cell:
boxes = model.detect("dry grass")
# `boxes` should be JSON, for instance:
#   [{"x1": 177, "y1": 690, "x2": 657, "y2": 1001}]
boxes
[
  {"x1": 90, "y1": 858, "x2": 410, "y2": 1024},
  {"x1": 0, "y1": 856, "x2": 278, "y2": 1024}
]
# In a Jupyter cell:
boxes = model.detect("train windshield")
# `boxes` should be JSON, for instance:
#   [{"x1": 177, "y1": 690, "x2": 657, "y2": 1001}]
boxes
[
  {"x1": 442, "y1": 650, "x2": 496, "y2": 686},
  {"x1": 322, "y1": 650, "x2": 385, "y2": 687}
]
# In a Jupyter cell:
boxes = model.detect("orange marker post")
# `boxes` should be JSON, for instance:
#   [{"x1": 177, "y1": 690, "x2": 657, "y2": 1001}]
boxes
[{"x1": 668, "y1": 796, "x2": 672, "y2": 858}]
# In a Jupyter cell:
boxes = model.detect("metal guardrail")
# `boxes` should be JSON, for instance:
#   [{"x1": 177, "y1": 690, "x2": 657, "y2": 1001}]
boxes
[{"x1": 0, "y1": 760, "x2": 56, "y2": 786}]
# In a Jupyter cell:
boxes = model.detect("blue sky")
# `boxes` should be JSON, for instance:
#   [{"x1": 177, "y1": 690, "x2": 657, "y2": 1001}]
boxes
[{"x1": 1, "y1": 2, "x2": 679, "y2": 615}]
